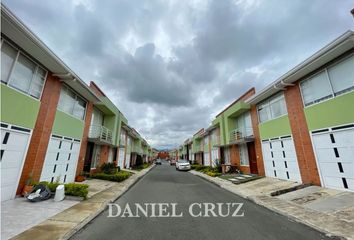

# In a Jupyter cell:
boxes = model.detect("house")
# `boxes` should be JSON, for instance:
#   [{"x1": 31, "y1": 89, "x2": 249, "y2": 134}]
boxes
[
  {"x1": 247, "y1": 31, "x2": 354, "y2": 191},
  {"x1": 211, "y1": 88, "x2": 259, "y2": 173},
  {"x1": 191, "y1": 129, "x2": 204, "y2": 165},
  {"x1": 83, "y1": 81, "x2": 124, "y2": 173},
  {"x1": 0, "y1": 4, "x2": 152, "y2": 201},
  {"x1": 1, "y1": 5, "x2": 100, "y2": 201}
]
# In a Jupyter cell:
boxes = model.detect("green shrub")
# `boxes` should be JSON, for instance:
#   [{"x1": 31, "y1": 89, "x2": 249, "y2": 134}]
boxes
[
  {"x1": 36, "y1": 181, "x2": 89, "y2": 199},
  {"x1": 132, "y1": 162, "x2": 151, "y2": 171},
  {"x1": 64, "y1": 183, "x2": 89, "y2": 199},
  {"x1": 206, "y1": 171, "x2": 222, "y2": 177},
  {"x1": 91, "y1": 171, "x2": 131, "y2": 182},
  {"x1": 191, "y1": 164, "x2": 199, "y2": 170},
  {"x1": 100, "y1": 162, "x2": 118, "y2": 174}
]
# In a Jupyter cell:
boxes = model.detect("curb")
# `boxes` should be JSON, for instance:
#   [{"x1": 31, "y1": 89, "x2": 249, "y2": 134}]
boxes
[
  {"x1": 62, "y1": 165, "x2": 156, "y2": 240},
  {"x1": 190, "y1": 170, "x2": 352, "y2": 240}
]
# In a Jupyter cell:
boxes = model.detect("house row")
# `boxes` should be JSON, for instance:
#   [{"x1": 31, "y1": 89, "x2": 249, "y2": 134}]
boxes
[
  {"x1": 176, "y1": 30, "x2": 354, "y2": 192},
  {"x1": 0, "y1": 5, "x2": 154, "y2": 202}
]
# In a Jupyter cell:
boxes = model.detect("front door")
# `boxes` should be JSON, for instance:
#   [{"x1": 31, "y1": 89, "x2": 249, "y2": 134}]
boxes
[{"x1": 247, "y1": 142, "x2": 258, "y2": 174}]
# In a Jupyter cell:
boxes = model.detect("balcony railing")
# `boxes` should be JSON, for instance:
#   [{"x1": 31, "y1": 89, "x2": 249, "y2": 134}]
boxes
[
  {"x1": 229, "y1": 127, "x2": 254, "y2": 143},
  {"x1": 88, "y1": 125, "x2": 113, "y2": 144}
]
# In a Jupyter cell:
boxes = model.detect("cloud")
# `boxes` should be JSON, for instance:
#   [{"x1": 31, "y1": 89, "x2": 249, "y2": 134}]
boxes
[{"x1": 4, "y1": 0, "x2": 353, "y2": 149}]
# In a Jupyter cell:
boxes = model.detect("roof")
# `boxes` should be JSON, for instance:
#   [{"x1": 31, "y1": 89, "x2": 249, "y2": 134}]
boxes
[
  {"x1": 247, "y1": 30, "x2": 354, "y2": 104},
  {"x1": 215, "y1": 88, "x2": 255, "y2": 117},
  {"x1": 1, "y1": 4, "x2": 99, "y2": 102}
]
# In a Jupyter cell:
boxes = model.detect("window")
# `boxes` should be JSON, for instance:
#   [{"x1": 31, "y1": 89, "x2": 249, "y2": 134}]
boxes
[
  {"x1": 1, "y1": 40, "x2": 47, "y2": 99},
  {"x1": 300, "y1": 54, "x2": 354, "y2": 106},
  {"x1": 58, "y1": 86, "x2": 87, "y2": 120},
  {"x1": 239, "y1": 144, "x2": 249, "y2": 166},
  {"x1": 328, "y1": 55, "x2": 354, "y2": 95},
  {"x1": 224, "y1": 147, "x2": 230, "y2": 164},
  {"x1": 300, "y1": 71, "x2": 333, "y2": 106},
  {"x1": 235, "y1": 111, "x2": 253, "y2": 137},
  {"x1": 91, "y1": 145, "x2": 101, "y2": 168},
  {"x1": 1, "y1": 42, "x2": 17, "y2": 83},
  {"x1": 257, "y1": 93, "x2": 287, "y2": 123}
]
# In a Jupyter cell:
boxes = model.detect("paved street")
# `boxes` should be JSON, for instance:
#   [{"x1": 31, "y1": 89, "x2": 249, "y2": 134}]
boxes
[{"x1": 71, "y1": 161, "x2": 331, "y2": 240}]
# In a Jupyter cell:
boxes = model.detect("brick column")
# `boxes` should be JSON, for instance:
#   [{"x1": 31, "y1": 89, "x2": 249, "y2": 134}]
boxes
[
  {"x1": 250, "y1": 105, "x2": 265, "y2": 176},
  {"x1": 284, "y1": 84, "x2": 321, "y2": 185},
  {"x1": 17, "y1": 74, "x2": 62, "y2": 194},
  {"x1": 75, "y1": 101, "x2": 93, "y2": 176},
  {"x1": 99, "y1": 145, "x2": 109, "y2": 165}
]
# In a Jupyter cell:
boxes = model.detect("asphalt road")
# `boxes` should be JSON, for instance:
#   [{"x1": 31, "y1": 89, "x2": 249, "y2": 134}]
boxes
[{"x1": 71, "y1": 161, "x2": 332, "y2": 240}]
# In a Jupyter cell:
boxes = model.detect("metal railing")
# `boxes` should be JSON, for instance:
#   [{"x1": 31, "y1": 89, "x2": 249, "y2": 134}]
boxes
[
  {"x1": 88, "y1": 125, "x2": 113, "y2": 144},
  {"x1": 229, "y1": 127, "x2": 253, "y2": 142}
]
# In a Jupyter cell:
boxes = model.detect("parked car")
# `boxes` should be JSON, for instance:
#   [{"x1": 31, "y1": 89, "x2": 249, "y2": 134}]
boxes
[
  {"x1": 176, "y1": 159, "x2": 191, "y2": 171},
  {"x1": 155, "y1": 159, "x2": 162, "y2": 165},
  {"x1": 170, "y1": 159, "x2": 176, "y2": 166}
]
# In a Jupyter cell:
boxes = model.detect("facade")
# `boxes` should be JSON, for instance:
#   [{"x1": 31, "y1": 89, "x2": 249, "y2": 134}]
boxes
[
  {"x1": 178, "y1": 31, "x2": 354, "y2": 192},
  {"x1": 247, "y1": 31, "x2": 354, "y2": 191},
  {"x1": 0, "y1": 5, "x2": 152, "y2": 202},
  {"x1": 1, "y1": 6, "x2": 99, "y2": 201},
  {"x1": 191, "y1": 129, "x2": 204, "y2": 165},
  {"x1": 212, "y1": 88, "x2": 259, "y2": 174}
]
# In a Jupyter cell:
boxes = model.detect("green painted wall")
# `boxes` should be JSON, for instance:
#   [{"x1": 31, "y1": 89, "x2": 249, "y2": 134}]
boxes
[
  {"x1": 1, "y1": 84, "x2": 40, "y2": 129},
  {"x1": 52, "y1": 110, "x2": 84, "y2": 139},
  {"x1": 213, "y1": 116, "x2": 226, "y2": 146},
  {"x1": 304, "y1": 91, "x2": 354, "y2": 130},
  {"x1": 259, "y1": 115, "x2": 292, "y2": 140}
]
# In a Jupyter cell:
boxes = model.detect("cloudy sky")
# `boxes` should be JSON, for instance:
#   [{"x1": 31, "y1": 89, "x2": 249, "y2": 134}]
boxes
[{"x1": 4, "y1": 0, "x2": 353, "y2": 149}]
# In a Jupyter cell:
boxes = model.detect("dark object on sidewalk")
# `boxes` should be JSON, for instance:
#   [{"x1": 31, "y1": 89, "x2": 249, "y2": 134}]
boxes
[
  {"x1": 26, "y1": 184, "x2": 52, "y2": 202},
  {"x1": 270, "y1": 183, "x2": 312, "y2": 197}
]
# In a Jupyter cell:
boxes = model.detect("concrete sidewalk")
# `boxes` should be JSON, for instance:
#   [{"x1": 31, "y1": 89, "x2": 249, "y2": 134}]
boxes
[
  {"x1": 11, "y1": 165, "x2": 155, "y2": 240},
  {"x1": 191, "y1": 170, "x2": 354, "y2": 240}
]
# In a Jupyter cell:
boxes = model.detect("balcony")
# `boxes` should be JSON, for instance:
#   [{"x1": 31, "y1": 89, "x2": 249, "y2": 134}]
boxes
[
  {"x1": 88, "y1": 125, "x2": 113, "y2": 145},
  {"x1": 132, "y1": 146, "x2": 143, "y2": 154},
  {"x1": 229, "y1": 127, "x2": 254, "y2": 144},
  {"x1": 193, "y1": 145, "x2": 203, "y2": 153}
]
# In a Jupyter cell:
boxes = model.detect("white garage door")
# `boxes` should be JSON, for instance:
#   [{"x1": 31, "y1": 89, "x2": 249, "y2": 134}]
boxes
[
  {"x1": 117, "y1": 147, "x2": 125, "y2": 169},
  {"x1": 261, "y1": 136, "x2": 302, "y2": 182},
  {"x1": 312, "y1": 126, "x2": 354, "y2": 191},
  {"x1": 40, "y1": 135, "x2": 81, "y2": 183},
  {"x1": 204, "y1": 152, "x2": 210, "y2": 166},
  {"x1": 1, "y1": 124, "x2": 31, "y2": 201}
]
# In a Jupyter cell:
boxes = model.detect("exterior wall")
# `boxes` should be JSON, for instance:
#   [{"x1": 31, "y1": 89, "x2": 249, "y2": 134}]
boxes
[
  {"x1": 76, "y1": 102, "x2": 93, "y2": 176},
  {"x1": 17, "y1": 74, "x2": 62, "y2": 193},
  {"x1": 284, "y1": 84, "x2": 321, "y2": 185},
  {"x1": 250, "y1": 105, "x2": 265, "y2": 176},
  {"x1": 1, "y1": 84, "x2": 40, "y2": 129},
  {"x1": 304, "y1": 91, "x2": 354, "y2": 130},
  {"x1": 258, "y1": 115, "x2": 292, "y2": 140},
  {"x1": 52, "y1": 110, "x2": 85, "y2": 139}
]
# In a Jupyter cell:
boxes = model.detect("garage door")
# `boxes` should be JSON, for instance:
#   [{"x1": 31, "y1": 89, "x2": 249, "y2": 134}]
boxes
[
  {"x1": 117, "y1": 147, "x2": 125, "y2": 169},
  {"x1": 40, "y1": 135, "x2": 81, "y2": 183},
  {"x1": 1, "y1": 124, "x2": 31, "y2": 201},
  {"x1": 312, "y1": 126, "x2": 354, "y2": 191},
  {"x1": 261, "y1": 136, "x2": 301, "y2": 182},
  {"x1": 203, "y1": 152, "x2": 210, "y2": 166}
]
